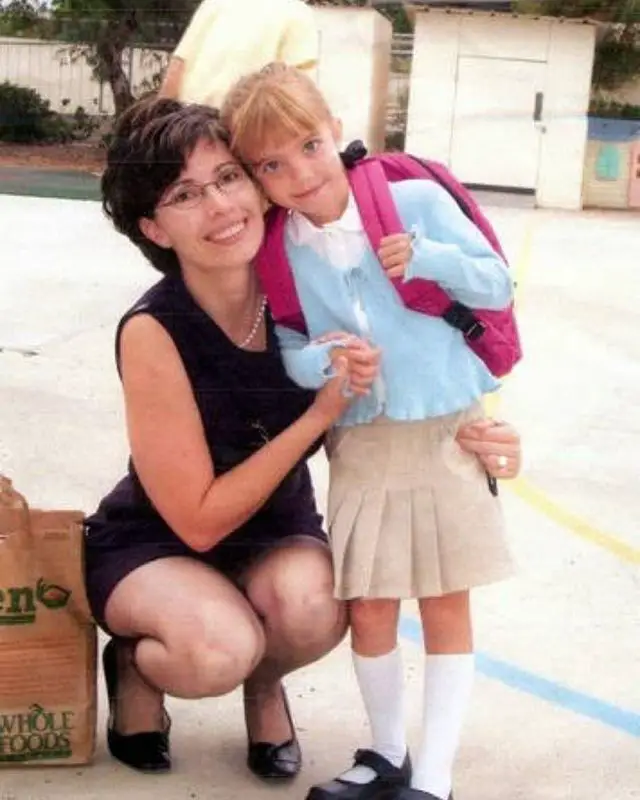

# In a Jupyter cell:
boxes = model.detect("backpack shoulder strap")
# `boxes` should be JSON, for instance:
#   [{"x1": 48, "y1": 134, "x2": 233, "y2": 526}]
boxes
[
  {"x1": 254, "y1": 206, "x2": 306, "y2": 332},
  {"x1": 348, "y1": 159, "x2": 404, "y2": 254}
]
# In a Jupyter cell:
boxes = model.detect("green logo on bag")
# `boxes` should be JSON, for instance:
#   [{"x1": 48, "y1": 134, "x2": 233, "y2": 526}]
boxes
[
  {"x1": 36, "y1": 579, "x2": 71, "y2": 610},
  {"x1": 0, "y1": 579, "x2": 71, "y2": 625},
  {"x1": 0, "y1": 704, "x2": 74, "y2": 762}
]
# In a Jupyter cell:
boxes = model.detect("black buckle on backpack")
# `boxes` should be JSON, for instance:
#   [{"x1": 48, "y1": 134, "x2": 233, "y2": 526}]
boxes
[
  {"x1": 339, "y1": 140, "x2": 368, "y2": 169},
  {"x1": 443, "y1": 302, "x2": 486, "y2": 341}
]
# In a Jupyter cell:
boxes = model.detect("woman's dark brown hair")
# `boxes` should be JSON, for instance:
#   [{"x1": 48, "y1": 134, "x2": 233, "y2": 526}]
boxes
[{"x1": 101, "y1": 95, "x2": 231, "y2": 275}]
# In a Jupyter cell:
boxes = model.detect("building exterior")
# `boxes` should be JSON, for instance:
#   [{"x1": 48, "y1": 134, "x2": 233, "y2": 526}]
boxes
[{"x1": 405, "y1": 8, "x2": 597, "y2": 209}]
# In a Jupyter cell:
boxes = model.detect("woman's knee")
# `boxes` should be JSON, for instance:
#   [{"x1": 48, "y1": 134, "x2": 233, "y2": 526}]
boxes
[
  {"x1": 179, "y1": 642, "x2": 261, "y2": 698},
  {"x1": 141, "y1": 602, "x2": 267, "y2": 699},
  {"x1": 104, "y1": 557, "x2": 270, "y2": 697},
  {"x1": 247, "y1": 547, "x2": 344, "y2": 646}
]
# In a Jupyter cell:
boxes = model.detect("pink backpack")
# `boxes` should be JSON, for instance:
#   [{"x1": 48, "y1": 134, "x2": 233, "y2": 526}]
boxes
[{"x1": 255, "y1": 142, "x2": 522, "y2": 378}]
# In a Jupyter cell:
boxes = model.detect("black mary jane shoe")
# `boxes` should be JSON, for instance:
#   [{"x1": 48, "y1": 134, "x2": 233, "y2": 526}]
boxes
[
  {"x1": 306, "y1": 748, "x2": 412, "y2": 800},
  {"x1": 246, "y1": 684, "x2": 302, "y2": 780},
  {"x1": 103, "y1": 638, "x2": 172, "y2": 774}
]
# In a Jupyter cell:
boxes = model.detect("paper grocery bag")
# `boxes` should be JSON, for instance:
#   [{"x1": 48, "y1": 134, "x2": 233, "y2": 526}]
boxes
[{"x1": 0, "y1": 475, "x2": 97, "y2": 766}]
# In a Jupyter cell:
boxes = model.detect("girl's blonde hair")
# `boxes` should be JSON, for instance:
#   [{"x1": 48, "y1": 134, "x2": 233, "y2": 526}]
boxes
[{"x1": 221, "y1": 62, "x2": 333, "y2": 161}]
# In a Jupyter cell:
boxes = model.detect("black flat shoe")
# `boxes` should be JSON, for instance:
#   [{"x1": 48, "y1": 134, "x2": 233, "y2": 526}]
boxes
[
  {"x1": 246, "y1": 683, "x2": 301, "y2": 780},
  {"x1": 103, "y1": 638, "x2": 171, "y2": 774},
  {"x1": 306, "y1": 748, "x2": 412, "y2": 800}
]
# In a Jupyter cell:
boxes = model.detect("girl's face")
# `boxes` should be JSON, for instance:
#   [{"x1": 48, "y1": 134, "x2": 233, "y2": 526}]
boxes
[
  {"x1": 248, "y1": 119, "x2": 350, "y2": 226},
  {"x1": 140, "y1": 138, "x2": 265, "y2": 275}
]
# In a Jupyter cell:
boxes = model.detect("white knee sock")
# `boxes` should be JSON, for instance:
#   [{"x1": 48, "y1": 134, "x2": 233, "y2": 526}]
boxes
[
  {"x1": 411, "y1": 653, "x2": 475, "y2": 799},
  {"x1": 339, "y1": 647, "x2": 407, "y2": 784}
]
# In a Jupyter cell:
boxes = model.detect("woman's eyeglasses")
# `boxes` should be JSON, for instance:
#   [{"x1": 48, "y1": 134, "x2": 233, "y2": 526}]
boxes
[{"x1": 158, "y1": 165, "x2": 249, "y2": 210}]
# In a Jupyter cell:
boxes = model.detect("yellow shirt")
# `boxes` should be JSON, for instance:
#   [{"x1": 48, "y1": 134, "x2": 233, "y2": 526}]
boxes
[{"x1": 174, "y1": 0, "x2": 319, "y2": 108}]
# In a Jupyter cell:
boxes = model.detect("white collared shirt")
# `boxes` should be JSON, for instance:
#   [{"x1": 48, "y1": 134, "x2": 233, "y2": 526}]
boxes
[
  {"x1": 287, "y1": 194, "x2": 372, "y2": 335},
  {"x1": 287, "y1": 193, "x2": 369, "y2": 271}
]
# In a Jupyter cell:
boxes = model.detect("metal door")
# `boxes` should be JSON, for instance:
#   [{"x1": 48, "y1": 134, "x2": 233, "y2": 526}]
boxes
[{"x1": 450, "y1": 56, "x2": 547, "y2": 190}]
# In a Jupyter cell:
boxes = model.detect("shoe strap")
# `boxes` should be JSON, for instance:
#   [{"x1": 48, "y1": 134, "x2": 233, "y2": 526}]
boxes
[{"x1": 353, "y1": 748, "x2": 402, "y2": 780}]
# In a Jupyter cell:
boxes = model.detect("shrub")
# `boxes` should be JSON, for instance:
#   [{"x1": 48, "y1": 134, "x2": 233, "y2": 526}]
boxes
[
  {"x1": 0, "y1": 81, "x2": 60, "y2": 142},
  {"x1": 588, "y1": 98, "x2": 640, "y2": 120},
  {"x1": 60, "y1": 99, "x2": 102, "y2": 141},
  {"x1": 0, "y1": 82, "x2": 104, "y2": 143}
]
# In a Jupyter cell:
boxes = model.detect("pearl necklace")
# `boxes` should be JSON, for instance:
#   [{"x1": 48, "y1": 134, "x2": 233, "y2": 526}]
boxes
[{"x1": 237, "y1": 294, "x2": 267, "y2": 350}]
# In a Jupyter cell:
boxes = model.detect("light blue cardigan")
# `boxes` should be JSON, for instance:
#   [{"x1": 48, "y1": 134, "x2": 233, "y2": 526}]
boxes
[{"x1": 274, "y1": 179, "x2": 514, "y2": 427}]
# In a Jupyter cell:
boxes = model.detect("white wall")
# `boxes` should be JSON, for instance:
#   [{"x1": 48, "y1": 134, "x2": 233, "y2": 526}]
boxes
[
  {"x1": 0, "y1": 37, "x2": 167, "y2": 114},
  {"x1": 404, "y1": 12, "x2": 458, "y2": 166},
  {"x1": 314, "y1": 6, "x2": 391, "y2": 153},
  {"x1": 405, "y1": 11, "x2": 596, "y2": 209},
  {"x1": 536, "y1": 21, "x2": 596, "y2": 209}
]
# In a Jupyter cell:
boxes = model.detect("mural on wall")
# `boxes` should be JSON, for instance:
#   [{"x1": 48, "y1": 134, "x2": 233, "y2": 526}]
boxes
[
  {"x1": 585, "y1": 117, "x2": 640, "y2": 208},
  {"x1": 595, "y1": 143, "x2": 621, "y2": 181}
]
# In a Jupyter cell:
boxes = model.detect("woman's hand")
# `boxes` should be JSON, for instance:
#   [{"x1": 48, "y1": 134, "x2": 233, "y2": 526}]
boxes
[
  {"x1": 456, "y1": 418, "x2": 522, "y2": 479},
  {"x1": 310, "y1": 356, "x2": 355, "y2": 426}
]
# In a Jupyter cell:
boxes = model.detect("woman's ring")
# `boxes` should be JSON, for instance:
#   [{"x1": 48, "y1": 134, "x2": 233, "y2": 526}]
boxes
[{"x1": 497, "y1": 455, "x2": 508, "y2": 469}]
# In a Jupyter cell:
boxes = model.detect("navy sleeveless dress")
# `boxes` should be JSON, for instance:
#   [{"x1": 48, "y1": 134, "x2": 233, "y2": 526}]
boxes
[{"x1": 84, "y1": 274, "x2": 326, "y2": 634}]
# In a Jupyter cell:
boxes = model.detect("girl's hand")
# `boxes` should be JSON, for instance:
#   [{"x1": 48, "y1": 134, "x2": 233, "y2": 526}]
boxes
[
  {"x1": 378, "y1": 233, "x2": 413, "y2": 279},
  {"x1": 338, "y1": 338, "x2": 381, "y2": 396},
  {"x1": 313, "y1": 332, "x2": 381, "y2": 396},
  {"x1": 456, "y1": 419, "x2": 522, "y2": 479}
]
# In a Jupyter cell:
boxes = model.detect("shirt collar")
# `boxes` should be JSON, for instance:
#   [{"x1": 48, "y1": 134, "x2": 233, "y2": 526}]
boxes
[{"x1": 288, "y1": 192, "x2": 364, "y2": 247}]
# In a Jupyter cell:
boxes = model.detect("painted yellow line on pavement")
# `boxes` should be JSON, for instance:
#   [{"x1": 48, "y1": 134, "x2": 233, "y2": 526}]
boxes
[
  {"x1": 509, "y1": 476, "x2": 640, "y2": 565},
  {"x1": 512, "y1": 218, "x2": 536, "y2": 300},
  {"x1": 488, "y1": 217, "x2": 640, "y2": 566}
]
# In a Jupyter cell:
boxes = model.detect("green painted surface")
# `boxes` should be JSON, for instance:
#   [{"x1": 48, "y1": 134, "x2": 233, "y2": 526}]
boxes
[{"x1": 0, "y1": 167, "x2": 101, "y2": 200}]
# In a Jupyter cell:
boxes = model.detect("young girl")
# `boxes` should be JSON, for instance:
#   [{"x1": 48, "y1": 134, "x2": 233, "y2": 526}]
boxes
[{"x1": 222, "y1": 63, "x2": 516, "y2": 800}]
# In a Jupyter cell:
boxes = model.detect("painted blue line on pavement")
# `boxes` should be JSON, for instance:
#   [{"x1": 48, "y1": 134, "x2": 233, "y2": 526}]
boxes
[{"x1": 399, "y1": 616, "x2": 640, "y2": 738}]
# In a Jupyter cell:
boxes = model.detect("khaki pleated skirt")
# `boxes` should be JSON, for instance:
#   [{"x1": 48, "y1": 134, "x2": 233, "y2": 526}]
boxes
[{"x1": 324, "y1": 405, "x2": 515, "y2": 600}]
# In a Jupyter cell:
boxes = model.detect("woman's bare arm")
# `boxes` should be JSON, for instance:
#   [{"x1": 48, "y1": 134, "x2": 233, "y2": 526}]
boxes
[
  {"x1": 120, "y1": 314, "x2": 347, "y2": 552},
  {"x1": 158, "y1": 57, "x2": 185, "y2": 99}
]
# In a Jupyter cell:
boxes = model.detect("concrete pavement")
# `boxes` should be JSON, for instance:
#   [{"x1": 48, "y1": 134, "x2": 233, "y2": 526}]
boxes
[{"x1": 1, "y1": 193, "x2": 639, "y2": 799}]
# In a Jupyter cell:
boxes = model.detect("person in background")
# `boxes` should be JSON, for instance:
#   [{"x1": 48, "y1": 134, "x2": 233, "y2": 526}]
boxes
[{"x1": 160, "y1": 0, "x2": 319, "y2": 109}]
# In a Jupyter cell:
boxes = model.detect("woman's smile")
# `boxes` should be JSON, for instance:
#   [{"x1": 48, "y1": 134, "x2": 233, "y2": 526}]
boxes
[{"x1": 205, "y1": 218, "x2": 248, "y2": 245}]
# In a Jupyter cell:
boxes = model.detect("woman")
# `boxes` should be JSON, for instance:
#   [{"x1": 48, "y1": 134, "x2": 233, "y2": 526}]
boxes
[
  {"x1": 84, "y1": 96, "x2": 521, "y2": 781},
  {"x1": 85, "y1": 94, "x2": 369, "y2": 779}
]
